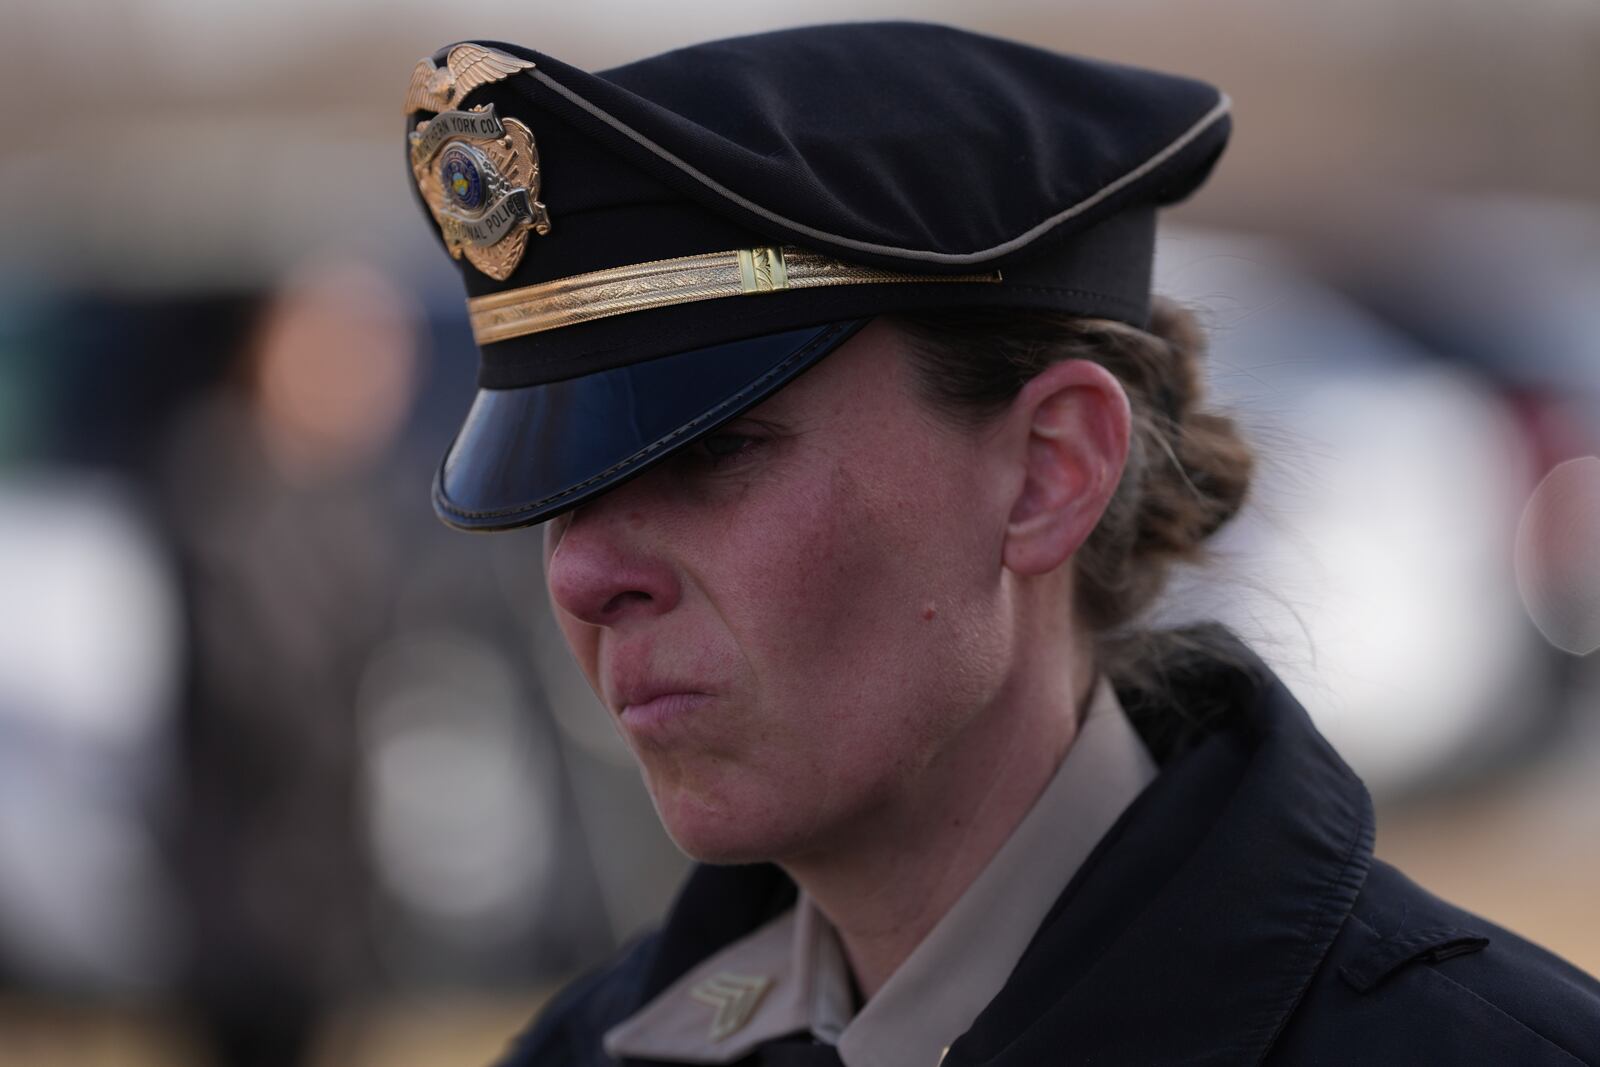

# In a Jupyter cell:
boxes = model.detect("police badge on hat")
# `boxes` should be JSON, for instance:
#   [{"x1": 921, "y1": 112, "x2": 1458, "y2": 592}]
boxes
[{"x1": 406, "y1": 46, "x2": 551, "y2": 281}]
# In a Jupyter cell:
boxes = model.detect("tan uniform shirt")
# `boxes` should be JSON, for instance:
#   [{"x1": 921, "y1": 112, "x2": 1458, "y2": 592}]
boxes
[{"x1": 604, "y1": 672, "x2": 1159, "y2": 1066}]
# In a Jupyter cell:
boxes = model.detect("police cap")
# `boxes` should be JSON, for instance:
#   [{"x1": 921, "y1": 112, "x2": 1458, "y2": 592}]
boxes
[{"x1": 403, "y1": 21, "x2": 1231, "y2": 531}]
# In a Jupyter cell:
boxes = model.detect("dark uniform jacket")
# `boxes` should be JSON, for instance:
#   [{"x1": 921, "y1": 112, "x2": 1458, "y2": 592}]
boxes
[{"x1": 499, "y1": 625, "x2": 1600, "y2": 1065}]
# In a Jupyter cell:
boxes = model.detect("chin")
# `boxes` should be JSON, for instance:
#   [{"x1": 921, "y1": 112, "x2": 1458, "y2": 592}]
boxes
[
  {"x1": 669, "y1": 832, "x2": 776, "y2": 867},
  {"x1": 651, "y1": 779, "x2": 818, "y2": 866}
]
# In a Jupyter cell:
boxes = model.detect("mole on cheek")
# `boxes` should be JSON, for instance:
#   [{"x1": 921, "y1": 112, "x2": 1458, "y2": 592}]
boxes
[{"x1": 922, "y1": 603, "x2": 937, "y2": 621}]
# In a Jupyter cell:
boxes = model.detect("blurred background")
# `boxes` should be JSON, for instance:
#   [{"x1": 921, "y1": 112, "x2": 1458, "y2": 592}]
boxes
[{"x1": 2, "y1": 1, "x2": 1598, "y2": 1064}]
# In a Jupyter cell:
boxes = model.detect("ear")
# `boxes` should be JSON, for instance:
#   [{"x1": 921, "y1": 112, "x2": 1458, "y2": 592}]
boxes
[{"x1": 1002, "y1": 359, "x2": 1131, "y2": 577}]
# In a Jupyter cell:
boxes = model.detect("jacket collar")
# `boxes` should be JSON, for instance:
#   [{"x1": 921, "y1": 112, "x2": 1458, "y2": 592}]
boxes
[
  {"x1": 949, "y1": 625, "x2": 1376, "y2": 1065},
  {"x1": 622, "y1": 624, "x2": 1376, "y2": 1067}
]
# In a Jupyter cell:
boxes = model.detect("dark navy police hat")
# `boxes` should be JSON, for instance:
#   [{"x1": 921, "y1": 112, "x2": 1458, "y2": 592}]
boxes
[{"x1": 404, "y1": 21, "x2": 1230, "y2": 531}]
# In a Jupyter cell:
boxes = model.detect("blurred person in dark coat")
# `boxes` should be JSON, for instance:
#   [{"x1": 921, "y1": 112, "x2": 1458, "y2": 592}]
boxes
[
  {"x1": 400, "y1": 23, "x2": 1600, "y2": 1066},
  {"x1": 159, "y1": 260, "x2": 417, "y2": 1067}
]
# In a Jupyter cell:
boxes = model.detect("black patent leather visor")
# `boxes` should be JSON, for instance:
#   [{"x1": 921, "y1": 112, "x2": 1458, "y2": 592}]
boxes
[{"x1": 433, "y1": 320, "x2": 869, "y2": 530}]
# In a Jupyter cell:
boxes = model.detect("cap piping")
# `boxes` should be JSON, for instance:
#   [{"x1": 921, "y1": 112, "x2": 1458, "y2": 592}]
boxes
[{"x1": 529, "y1": 69, "x2": 1230, "y2": 268}]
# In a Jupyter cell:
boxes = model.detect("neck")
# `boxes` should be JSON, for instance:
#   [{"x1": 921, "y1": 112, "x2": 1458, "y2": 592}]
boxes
[{"x1": 779, "y1": 634, "x2": 1097, "y2": 1000}]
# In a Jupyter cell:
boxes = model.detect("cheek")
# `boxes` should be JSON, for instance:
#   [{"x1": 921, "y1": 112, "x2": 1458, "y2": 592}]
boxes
[{"x1": 716, "y1": 442, "x2": 1007, "y2": 789}]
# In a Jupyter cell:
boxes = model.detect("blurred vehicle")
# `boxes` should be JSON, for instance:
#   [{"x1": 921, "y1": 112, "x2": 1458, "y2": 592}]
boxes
[{"x1": 1152, "y1": 222, "x2": 1594, "y2": 805}]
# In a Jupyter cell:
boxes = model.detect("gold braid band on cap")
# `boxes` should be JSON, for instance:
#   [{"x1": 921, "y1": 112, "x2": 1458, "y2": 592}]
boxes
[{"x1": 466, "y1": 245, "x2": 1003, "y2": 345}]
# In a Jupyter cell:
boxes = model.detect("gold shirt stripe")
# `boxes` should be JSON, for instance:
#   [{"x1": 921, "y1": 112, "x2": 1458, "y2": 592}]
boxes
[{"x1": 466, "y1": 245, "x2": 1001, "y2": 345}]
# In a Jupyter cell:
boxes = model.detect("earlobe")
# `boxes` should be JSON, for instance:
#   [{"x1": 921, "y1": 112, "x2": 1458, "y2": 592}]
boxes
[{"x1": 1001, "y1": 361, "x2": 1129, "y2": 577}]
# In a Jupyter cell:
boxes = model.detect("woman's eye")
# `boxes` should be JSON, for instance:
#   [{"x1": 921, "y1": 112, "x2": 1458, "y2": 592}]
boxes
[{"x1": 691, "y1": 430, "x2": 764, "y2": 467}]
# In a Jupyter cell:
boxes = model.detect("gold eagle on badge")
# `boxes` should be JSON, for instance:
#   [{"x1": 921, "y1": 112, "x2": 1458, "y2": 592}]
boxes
[{"x1": 405, "y1": 44, "x2": 535, "y2": 115}]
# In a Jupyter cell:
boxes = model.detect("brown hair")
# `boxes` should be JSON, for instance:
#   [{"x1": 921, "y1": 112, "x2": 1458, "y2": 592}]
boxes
[{"x1": 887, "y1": 296, "x2": 1261, "y2": 728}]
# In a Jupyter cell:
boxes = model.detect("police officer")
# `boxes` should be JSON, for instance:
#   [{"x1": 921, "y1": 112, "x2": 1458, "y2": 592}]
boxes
[{"x1": 402, "y1": 22, "x2": 1600, "y2": 1066}]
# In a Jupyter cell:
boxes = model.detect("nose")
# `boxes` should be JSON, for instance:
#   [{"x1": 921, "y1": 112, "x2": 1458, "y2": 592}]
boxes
[{"x1": 544, "y1": 489, "x2": 683, "y2": 628}]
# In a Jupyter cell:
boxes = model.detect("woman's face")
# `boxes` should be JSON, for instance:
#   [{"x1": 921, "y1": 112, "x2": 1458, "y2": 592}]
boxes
[{"x1": 542, "y1": 319, "x2": 1024, "y2": 863}]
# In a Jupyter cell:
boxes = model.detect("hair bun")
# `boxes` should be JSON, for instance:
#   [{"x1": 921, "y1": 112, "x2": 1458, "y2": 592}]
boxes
[{"x1": 1137, "y1": 297, "x2": 1253, "y2": 557}]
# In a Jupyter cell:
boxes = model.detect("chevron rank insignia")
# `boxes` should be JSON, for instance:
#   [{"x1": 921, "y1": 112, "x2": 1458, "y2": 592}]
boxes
[{"x1": 689, "y1": 972, "x2": 773, "y2": 1041}]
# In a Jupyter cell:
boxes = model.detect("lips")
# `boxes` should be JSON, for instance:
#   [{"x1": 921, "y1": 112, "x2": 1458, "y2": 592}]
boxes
[
  {"x1": 609, "y1": 664, "x2": 713, "y2": 716},
  {"x1": 605, "y1": 648, "x2": 718, "y2": 737},
  {"x1": 617, "y1": 685, "x2": 710, "y2": 715},
  {"x1": 623, "y1": 691, "x2": 713, "y2": 718},
  {"x1": 612, "y1": 687, "x2": 714, "y2": 742}
]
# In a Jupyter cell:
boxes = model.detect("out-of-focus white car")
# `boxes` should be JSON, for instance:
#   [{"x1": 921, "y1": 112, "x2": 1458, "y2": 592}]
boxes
[{"x1": 1152, "y1": 224, "x2": 1578, "y2": 803}]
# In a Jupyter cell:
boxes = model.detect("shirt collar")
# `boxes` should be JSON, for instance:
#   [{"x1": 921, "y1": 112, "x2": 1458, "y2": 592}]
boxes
[{"x1": 603, "y1": 672, "x2": 1159, "y2": 1065}]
